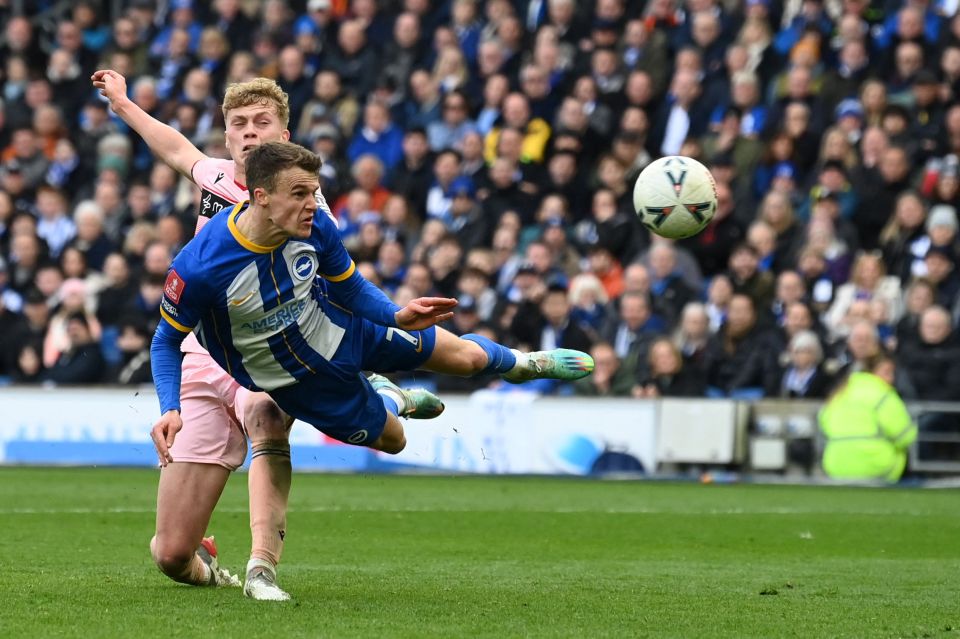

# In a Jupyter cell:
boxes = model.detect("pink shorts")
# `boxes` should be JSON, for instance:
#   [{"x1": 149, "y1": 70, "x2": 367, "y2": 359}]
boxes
[{"x1": 171, "y1": 352, "x2": 253, "y2": 470}]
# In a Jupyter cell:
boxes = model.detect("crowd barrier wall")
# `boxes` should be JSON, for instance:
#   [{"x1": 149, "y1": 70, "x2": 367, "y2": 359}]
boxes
[{"x1": 1, "y1": 388, "x2": 956, "y2": 476}]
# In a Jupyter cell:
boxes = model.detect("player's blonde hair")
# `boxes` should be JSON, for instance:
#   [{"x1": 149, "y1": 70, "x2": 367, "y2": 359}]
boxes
[{"x1": 222, "y1": 78, "x2": 290, "y2": 128}]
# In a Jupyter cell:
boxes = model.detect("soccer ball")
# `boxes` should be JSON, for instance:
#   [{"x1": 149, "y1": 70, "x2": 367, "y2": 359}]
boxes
[{"x1": 633, "y1": 155, "x2": 718, "y2": 239}]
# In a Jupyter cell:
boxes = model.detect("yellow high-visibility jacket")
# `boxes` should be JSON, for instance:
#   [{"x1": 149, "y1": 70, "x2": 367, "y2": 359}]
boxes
[
  {"x1": 818, "y1": 372, "x2": 917, "y2": 482},
  {"x1": 483, "y1": 118, "x2": 552, "y2": 164}
]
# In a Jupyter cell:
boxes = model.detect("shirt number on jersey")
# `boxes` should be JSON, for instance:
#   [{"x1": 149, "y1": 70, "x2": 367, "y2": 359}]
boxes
[{"x1": 386, "y1": 328, "x2": 421, "y2": 352}]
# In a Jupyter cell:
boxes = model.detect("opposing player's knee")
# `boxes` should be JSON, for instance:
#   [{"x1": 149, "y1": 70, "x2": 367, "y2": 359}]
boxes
[
  {"x1": 244, "y1": 397, "x2": 291, "y2": 441},
  {"x1": 151, "y1": 535, "x2": 194, "y2": 577}
]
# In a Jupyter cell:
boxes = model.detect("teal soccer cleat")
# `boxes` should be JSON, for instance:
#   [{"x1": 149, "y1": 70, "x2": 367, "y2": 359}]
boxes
[
  {"x1": 501, "y1": 349, "x2": 595, "y2": 383},
  {"x1": 368, "y1": 374, "x2": 445, "y2": 419}
]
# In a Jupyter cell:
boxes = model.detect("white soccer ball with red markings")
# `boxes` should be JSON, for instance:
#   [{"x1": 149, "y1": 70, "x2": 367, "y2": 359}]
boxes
[{"x1": 633, "y1": 155, "x2": 718, "y2": 239}]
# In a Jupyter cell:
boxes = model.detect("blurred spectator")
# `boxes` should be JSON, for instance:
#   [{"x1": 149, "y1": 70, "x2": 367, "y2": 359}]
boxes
[
  {"x1": 650, "y1": 69, "x2": 708, "y2": 157},
  {"x1": 703, "y1": 293, "x2": 777, "y2": 398},
  {"x1": 573, "y1": 342, "x2": 634, "y2": 397},
  {"x1": 673, "y1": 301, "x2": 711, "y2": 375},
  {"x1": 923, "y1": 245, "x2": 960, "y2": 307},
  {"x1": 647, "y1": 243, "x2": 695, "y2": 325},
  {"x1": 428, "y1": 90, "x2": 476, "y2": 152},
  {"x1": 151, "y1": 0, "x2": 203, "y2": 60},
  {"x1": 895, "y1": 278, "x2": 936, "y2": 351},
  {"x1": 600, "y1": 291, "x2": 665, "y2": 365},
  {"x1": 897, "y1": 306, "x2": 960, "y2": 402},
  {"x1": 12, "y1": 342, "x2": 45, "y2": 384},
  {"x1": 276, "y1": 46, "x2": 312, "y2": 137},
  {"x1": 510, "y1": 282, "x2": 592, "y2": 353},
  {"x1": 819, "y1": 353, "x2": 916, "y2": 483},
  {"x1": 128, "y1": 273, "x2": 166, "y2": 332},
  {"x1": 4, "y1": 128, "x2": 50, "y2": 191},
  {"x1": 67, "y1": 201, "x2": 115, "y2": 272},
  {"x1": 635, "y1": 336, "x2": 706, "y2": 398},
  {"x1": 46, "y1": 311, "x2": 104, "y2": 385},
  {"x1": 880, "y1": 192, "x2": 931, "y2": 282},
  {"x1": 0, "y1": 280, "x2": 26, "y2": 380},
  {"x1": 568, "y1": 273, "x2": 609, "y2": 337},
  {"x1": 824, "y1": 251, "x2": 903, "y2": 341},
  {"x1": 43, "y1": 277, "x2": 100, "y2": 369},
  {"x1": 348, "y1": 100, "x2": 405, "y2": 173},
  {"x1": 96, "y1": 253, "x2": 137, "y2": 328},
  {"x1": 926, "y1": 202, "x2": 959, "y2": 254},
  {"x1": 299, "y1": 72, "x2": 359, "y2": 143},
  {"x1": 110, "y1": 316, "x2": 153, "y2": 385},
  {"x1": 484, "y1": 92, "x2": 551, "y2": 164},
  {"x1": 726, "y1": 243, "x2": 775, "y2": 312},
  {"x1": 388, "y1": 128, "x2": 433, "y2": 219},
  {"x1": 325, "y1": 19, "x2": 379, "y2": 99},
  {"x1": 34, "y1": 185, "x2": 75, "y2": 259},
  {"x1": 777, "y1": 330, "x2": 833, "y2": 399},
  {"x1": 8, "y1": 231, "x2": 48, "y2": 294},
  {"x1": 705, "y1": 273, "x2": 733, "y2": 332},
  {"x1": 2, "y1": 17, "x2": 46, "y2": 75},
  {"x1": 475, "y1": 73, "x2": 509, "y2": 137},
  {"x1": 447, "y1": 177, "x2": 487, "y2": 252},
  {"x1": 855, "y1": 145, "x2": 913, "y2": 250}
]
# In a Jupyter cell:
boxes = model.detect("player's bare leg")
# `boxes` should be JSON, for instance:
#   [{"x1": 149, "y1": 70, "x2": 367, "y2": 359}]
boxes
[
  {"x1": 423, "y1": 328, "x2": 595, "y2": 381},
  {"x1": 243, "y1": 395, "x2": 294, "y2": 602},
  {"x1": 369, "y1": 411, "x2": 410, "y2": 454},
  {"x1": 152, "y1": 462, "x2": 239, "y2": 586}
]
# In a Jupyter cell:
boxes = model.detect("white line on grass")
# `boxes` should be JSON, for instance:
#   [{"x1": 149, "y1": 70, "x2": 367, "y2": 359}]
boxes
[{"x1": 0, "y1": 506, "x2": 946, "y2": 516}]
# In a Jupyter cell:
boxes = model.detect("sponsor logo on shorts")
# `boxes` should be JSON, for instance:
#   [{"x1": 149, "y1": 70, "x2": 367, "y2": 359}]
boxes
[
  {"x1": 164, "y1": 270, "x2": 185, "y2": 303},
  {"x1": 292, "y1": 252, "x2": 317, "y2": 281},
  {"x1": 347, "y1": 430, "x2": 369, "y2": 444}
]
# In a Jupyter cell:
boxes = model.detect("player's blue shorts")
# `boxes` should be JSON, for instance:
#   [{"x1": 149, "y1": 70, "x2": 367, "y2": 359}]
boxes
[{"x1": 268, "y1": 301, "x2": 436, "y2": 446}]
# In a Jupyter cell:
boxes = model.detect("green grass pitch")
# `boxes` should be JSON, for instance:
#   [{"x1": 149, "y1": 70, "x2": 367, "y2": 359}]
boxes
[{"x1": 1, "y1": 467, "x2": 958, "y2": 638}]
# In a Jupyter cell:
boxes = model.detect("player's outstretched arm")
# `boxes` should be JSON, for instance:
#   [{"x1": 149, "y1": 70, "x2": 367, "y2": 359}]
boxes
[
  {"x1": 92, "y1": 69, "x2": 206, "y2": 180},
  {"x1": 150, "y1": 321, "x2": 189, "y2": 466}
]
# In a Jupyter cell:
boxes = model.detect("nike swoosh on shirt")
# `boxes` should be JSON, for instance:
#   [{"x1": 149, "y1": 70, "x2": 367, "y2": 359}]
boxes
[{"x1": 229, "y1": 291, "x2": 256, "y2": 305}]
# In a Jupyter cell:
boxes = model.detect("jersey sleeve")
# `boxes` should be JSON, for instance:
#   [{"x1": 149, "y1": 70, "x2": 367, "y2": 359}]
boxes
[
  {"x1": 312, "y1": 212, "x2": 400, "y2": 326},
  {"x1": 192, "y1": 158, "x2": 237, "y2": 221},
  {"x1": 314, "y1": 211, "x2": 356, "y2": 282},
  {"x1": 159, "y1": 252, "x2": 209, "y2": 334},
  {"x1": 190, "y1": 157, "x2": 215, "y2": 186}
]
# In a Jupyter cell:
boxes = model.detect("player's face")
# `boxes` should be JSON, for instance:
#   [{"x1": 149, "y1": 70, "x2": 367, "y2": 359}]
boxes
[
  {"x1": 224, "y1": 103, "x2": 290, "y2": 167},
  {"x1": 264, "y1": 168, "x2": 319, "y2": 239}
]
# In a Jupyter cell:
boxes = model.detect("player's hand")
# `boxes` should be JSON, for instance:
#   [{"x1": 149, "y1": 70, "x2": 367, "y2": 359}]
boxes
[
  {"x1": 394, "y1": 297, "x2": 457, "y2": 331},
  {"x1": 150, "y1": 410, "x2": 183, "y2": 467},
  {"x1": 91, "y1": 69, "x2": 128, "y2": 106}
]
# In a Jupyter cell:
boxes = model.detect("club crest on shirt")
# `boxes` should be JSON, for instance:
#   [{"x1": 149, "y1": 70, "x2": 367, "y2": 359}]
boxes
[
  {"x1": 292, "y1": 252, "x2": 318, "y2": 281},
  {"x1": 164, "y1": 269, "x2": 185, "y2": 303}
]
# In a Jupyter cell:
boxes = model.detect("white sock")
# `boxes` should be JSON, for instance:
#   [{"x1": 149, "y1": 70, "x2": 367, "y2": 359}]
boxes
[
  {"x1": 247, "y1": 557, "x2": 277, "y2": 580},
  {"x1": 505, "y1": 350, "x2": 527, "y2": 373},
  {"x1": 377, "y1": 387, "x2": 408, "y2": 415}
]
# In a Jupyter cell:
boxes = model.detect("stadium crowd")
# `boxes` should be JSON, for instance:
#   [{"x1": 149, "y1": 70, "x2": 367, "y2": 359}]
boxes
[{"x1": 0, "y1": 0, "x2": 959, "y2": 402}]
